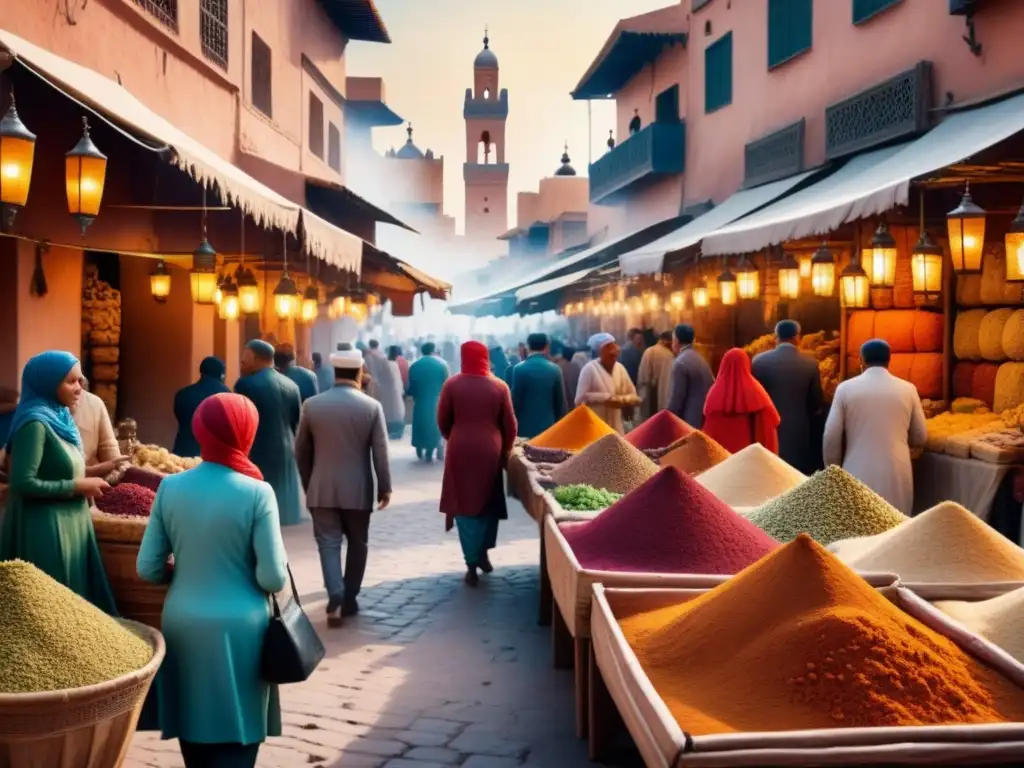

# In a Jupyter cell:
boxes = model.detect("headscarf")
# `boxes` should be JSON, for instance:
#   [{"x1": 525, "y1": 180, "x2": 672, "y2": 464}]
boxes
[
  {"x1": 192, "y1": 392, "x2": 263, "y2": 480},
  {"x1": 462, "y1": 341, "x2": 491, "y2": 377},
  {"x1": 588, "y1": 333, "x2": 615, "y2": 357},
  {"x1": 705, "y1": 348, "x2": 780, "y2": 418},
  {"x1": 199, "y1": 356, "x2": 226, "y2": 381},
  {"x1": 7, "y1": 351, "x2": 82, "y2": 450}
]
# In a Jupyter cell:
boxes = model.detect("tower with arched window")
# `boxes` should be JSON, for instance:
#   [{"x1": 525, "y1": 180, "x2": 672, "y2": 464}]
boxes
[{"x1": 463, "y1": 29, "x2": 509, "y2": 243}]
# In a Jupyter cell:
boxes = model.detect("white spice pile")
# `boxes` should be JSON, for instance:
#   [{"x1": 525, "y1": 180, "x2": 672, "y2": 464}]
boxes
[
  {"x1": 935, "y1": 587, "x2": 1024, "y2": 663},
  {"x1": 696, "y1": 444, "x2": 807, "y2": 508},
  {"x1": 548, "y1": 434, "x2": 658, "y2": 495},
  {"x1": 831, "y1": 501, "x2": 1024, "y2": 583}
]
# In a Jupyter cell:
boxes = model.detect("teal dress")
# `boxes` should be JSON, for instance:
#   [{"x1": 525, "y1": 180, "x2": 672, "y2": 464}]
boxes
[
  {"x1": 0, "y1": 421, "x2": 118, "y2": 614},
  {"x1": 172, "y1": 376, "x2": 230, "y2": 457},
  {"x1": 281, "y1": 364, "x2": 319, "y2": 403},
  {"x1": 234, "y1": 369, "x2": 305, "y2": 526},
  {"x1": 407, "y1": 355, "x2": 449, "y2": 456},
  {"x1": 510, "y1": 354, "x2": 568, "y2": 438},
  {"x1": 137, "y1": 463, "x2": 289, "y2": 745}
]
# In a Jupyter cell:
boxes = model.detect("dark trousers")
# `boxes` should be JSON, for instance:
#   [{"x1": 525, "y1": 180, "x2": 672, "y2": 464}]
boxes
[
  {"x1": 310, "y1": 507, "x2": 371, "y2": 604},
  {"x1": 179, "y1": 740, "x2": 259, "y2": 768}
]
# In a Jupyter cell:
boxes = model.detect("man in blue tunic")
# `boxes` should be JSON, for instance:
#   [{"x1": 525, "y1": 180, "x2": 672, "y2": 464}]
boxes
[
  {"x1": 312, "y1": 352, "x2": 334, "y2": 395},
  {"x1": 407, "y1": 342, "x2": 449, "y2": 463},
  {"x1": 235, "y1": 339, "x2": 305, "y2": 525},
  {"x1": 509, "y1": 333, "x2": 567, "y2": 438},
  {"x1": 275, "y1": 343, "x2": 319, "y2": 402},
  {"x1": 171, "y1": 356, "x2": 230, "y2": 457}
]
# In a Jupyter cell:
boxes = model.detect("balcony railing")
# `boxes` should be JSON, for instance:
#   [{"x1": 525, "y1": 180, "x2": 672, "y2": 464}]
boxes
[{"x1": 589, "y1": 120, "x2": 685, "y2": 205}]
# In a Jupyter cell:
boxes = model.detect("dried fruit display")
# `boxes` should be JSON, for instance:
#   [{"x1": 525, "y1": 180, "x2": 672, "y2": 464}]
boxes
[
  {"x1": 131, "y1": 444, "x2": 201, "y2": 474},
  {"x1": 95, "y1": 482, "x2": 155, "y2": 518}
]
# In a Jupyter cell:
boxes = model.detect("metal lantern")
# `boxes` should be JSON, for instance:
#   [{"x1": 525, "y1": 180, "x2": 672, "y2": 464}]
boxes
[
  {"x1": 347, "y1": 289, "x2": 369, "y2": 322},
  {"x1": 149, "y1": 259, "x2": 171, "y2": 302},
  {"x1": 189, "y1": 238, "x2": 219, "y2": 304},
  {"x1": 213, "y1": 272, "x2": 225, "y2": 306},
  {"x1": 670, "y1": 290, "x2": 685, "y2": 309},
  {"x1": 866, "y1": 222, "x2": 897, "y2": 288},
  {"x1": 717, "y1": 268, "x2": 737, "y2": 306},
  {"x1": 235, "y1": 267, "x2": 260, "y2": 314},
  {"x1": 839, "y1": 260, "x2": 870, "y2": 309},
  {"x1": 735, "y1": 256, "x2": 759, "y2": 300},
  {"x1": 911, "y1": 230, "x2": 944, "y2": 297},
  {"x1": 946, "y1": 183, "x2": 986, "y2": 273},
  {"x1": 1005, "y1": 200, "x2": 1024, "y2": 282},
  {"x1": 0, "y1": 92, "x2": 36, "y2": 228},
  {"x1": 810, "y1": 242, "x2": 836, "y2": 297},
  {"x1": 777, "y1": 252, "x2": 801, "y2": 300},
  {"x1": 301, "y1": 283, "x2": 319, "y2": 322},
  {"x1": 273, "y1": 272, "x2": 299, "y2": 319},
  {"x1": 65, "y1": 117, "x2": 107, "y2": 234},
  {"x1": 692, "y1": 279, "x2": 710, "y2": 309},
  {"x1": 218, "y1": 278, "x2": 240, "y2": 320},
  {"x1": 798, "y1": 253, "x2": 812, "y2": 278}
]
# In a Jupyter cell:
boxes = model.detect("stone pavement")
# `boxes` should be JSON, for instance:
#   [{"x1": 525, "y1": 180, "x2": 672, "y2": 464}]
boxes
[{"x1": 125, "y1": 441, "x2": 635, "y2": 768}]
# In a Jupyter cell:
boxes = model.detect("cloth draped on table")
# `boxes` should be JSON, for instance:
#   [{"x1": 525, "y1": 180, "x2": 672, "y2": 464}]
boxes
[
  {"x1": 172, "y1": 357, "x2": 230, "y2": 458},
  {"x1": 702, "y1": 348, "x2": 781, "y2": 454},
  {"x1": 407, "y1": 350, "x2": 449, "y2": 458}
]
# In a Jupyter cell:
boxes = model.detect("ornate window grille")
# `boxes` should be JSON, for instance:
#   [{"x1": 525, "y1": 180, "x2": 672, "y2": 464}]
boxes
[
  {"x1": 251, "y1": 33, "x2": 273, "y2": 118},
  {"x1": 200, "y1": 0, "x2": 228, "y2": 69},
  {"x1": 133, "y1": 0, "x2": 178, "y2": 32}
]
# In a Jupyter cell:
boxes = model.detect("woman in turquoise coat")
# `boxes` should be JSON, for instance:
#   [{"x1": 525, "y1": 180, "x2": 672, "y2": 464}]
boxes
[
  {"x1": 407, "y1": 342, "x2": 449, "y2": 462},
  {"x1": 0, "y1": 350, "x2": 116, "y2": 613},
  {"x1": 138, "y1": 392, "x2": 289, "y2": 768}
]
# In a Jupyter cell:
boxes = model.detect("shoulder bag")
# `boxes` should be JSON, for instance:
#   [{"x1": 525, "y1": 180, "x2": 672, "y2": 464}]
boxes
[{"x1": 261, "y1": 564, "x2": 325, "y2": 684}]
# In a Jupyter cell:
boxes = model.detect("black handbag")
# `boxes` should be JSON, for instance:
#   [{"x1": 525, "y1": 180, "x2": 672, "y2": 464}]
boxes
[{"x1": 261, "y1": 564, "x2": 325, "y2": 684}]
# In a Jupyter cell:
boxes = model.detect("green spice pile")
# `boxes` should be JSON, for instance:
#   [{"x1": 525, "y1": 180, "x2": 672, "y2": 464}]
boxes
[
  {"x1": 552, "y1": 484, "x2": 623, "y2": 511},
  {"x1": 0, "y1": 560, "x2": 153, "y2": 693},
  {"x1": 745, "y1": 465, "x2": 907, "y2": 546}
]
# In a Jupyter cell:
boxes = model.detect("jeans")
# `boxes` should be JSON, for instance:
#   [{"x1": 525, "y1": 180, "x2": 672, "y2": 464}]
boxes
[
  {"x1": 179, "y1": 741, "x2": 259, "y2": 768},
  {"x1": 310, "y1": 508, "x2": 371, "y2": 606}
]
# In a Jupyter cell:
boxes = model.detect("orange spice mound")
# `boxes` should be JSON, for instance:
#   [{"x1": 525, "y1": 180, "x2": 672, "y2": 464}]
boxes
[
  {"x1": 528, "y1": 405, "x2": 615, "y2": 452},
  {"x1": 619, "y1": 534, "x2": 1024, "y2": 736},
  {"x1": 657, "y1": 431, "x2": 730, "y2": 476}
]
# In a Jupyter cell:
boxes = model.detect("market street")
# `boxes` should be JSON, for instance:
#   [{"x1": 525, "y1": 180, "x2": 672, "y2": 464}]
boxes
[{"x1": 125, "y1": 440, "x2": 597, "y2": 768}]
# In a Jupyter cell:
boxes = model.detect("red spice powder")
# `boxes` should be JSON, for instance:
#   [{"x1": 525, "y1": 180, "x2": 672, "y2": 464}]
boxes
[
  {"x1": 95, "y1": 482, "x2": 156, "y2": 518},
  {"x1": 625, "y1": 411, "x2": 693, "y2": 451},
  {"x1": 560, "y1": 466, "x2": 779, "y2": 574}
]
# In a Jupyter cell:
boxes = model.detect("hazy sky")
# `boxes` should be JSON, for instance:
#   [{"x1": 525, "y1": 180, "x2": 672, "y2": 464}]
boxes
[{"x1": 346, "y1": 0, "x2": 670, "y2": 235}]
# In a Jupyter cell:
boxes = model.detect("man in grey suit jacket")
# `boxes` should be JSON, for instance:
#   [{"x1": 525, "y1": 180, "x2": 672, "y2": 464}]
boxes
[
  {"x1": 295, "y1": 343, "x2": 392, "y2": 626},
  {"x1": 752, "y1": 320, "x2": 823, "y2": 474},
  {"x1": 666, "y1": 324, "x2": 715, "y2": 429}
]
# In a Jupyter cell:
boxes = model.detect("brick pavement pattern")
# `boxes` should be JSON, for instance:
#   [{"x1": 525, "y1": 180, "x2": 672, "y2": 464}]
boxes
[{"x1": 124, "y1": 441, "x2": 601, "y2": 768}]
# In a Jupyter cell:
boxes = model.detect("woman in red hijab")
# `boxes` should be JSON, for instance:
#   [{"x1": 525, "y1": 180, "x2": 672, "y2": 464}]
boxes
[
  {"x1": 702, "y1": 348, "x2": 781, "y2": 455},
  {"x1": 137, "y1": 393, "x2": 290, "y2": 768},
  {"x1": 438, "y1": 340, "x2": 518, "y2": 587}
]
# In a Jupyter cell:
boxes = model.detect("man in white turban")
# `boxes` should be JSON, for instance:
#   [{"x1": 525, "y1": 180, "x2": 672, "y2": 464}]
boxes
[{"x1": 575, "y1": 333, "x2": 640, "y2": 434}]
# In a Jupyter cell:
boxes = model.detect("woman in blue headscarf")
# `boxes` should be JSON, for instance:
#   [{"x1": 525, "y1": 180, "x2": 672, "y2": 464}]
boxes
[
  {"x1": 0, "y1": 351, "x2": 117, "y2": 612},
  {"x1": 172, "y1": 356, "x2": 230, "y2": 457}
]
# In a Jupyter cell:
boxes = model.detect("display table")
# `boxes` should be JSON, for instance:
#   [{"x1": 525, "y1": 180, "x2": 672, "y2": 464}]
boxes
[{"x1": 506, "y1": 450, "x2": 554, "y2": 625}]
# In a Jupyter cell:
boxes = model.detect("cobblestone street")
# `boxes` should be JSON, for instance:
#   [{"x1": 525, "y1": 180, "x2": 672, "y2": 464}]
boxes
[{"x1": 125, "y1": 441, "x2": 605, "y2": 768}]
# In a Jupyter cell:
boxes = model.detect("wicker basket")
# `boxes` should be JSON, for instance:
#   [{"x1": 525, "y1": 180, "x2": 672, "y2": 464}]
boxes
[
  {"x1": 0, "y1": 621, "x2": 164, "y2": 768},
  {"x1": 92, "y1": 514, "x2": 168, "y2": 630}
]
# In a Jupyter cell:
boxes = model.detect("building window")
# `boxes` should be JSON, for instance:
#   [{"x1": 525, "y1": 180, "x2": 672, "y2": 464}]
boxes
[
  {"x1": 308, "y1": 93, "x2": 324, "y2": 159},
  {"x1": 200, "y1": 0, "x2": 228, "y2": 69},
  {"x1": 768, "y1": 0, "x2": 812, "y2": 69},
  {"x1": 251, "y1": 33, "x2": 272, "y2": 118},
  {"x1": 852, "y1": 0, "x2": 902, "y2": 24},
  {"x1": 133, "y1": 0, "x2": 178, "y2": 32},
  {"x1": 484, "y1": 207, "x2": 490, "y2": 213},
  {"x1": 704, "y1": 31, "x2": 733, "y2": 114},
  {"x1": 692, "y1": 0, "x2": 713, "y2": 10},
  {"x1": 328, "y1": 123, "x2": 341, "y2": 172}
]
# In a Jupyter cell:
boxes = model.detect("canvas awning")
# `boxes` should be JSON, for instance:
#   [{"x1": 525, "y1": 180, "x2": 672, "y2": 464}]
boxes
[
  {"x1": 516, "y1": 265, "x2": 607, "y2": 303},
  {"x1": 702, "y1": 91, "x2": 1024, "y2": 257},
  {"x1": 0, "y1": 28, "x2": 363, "y2": 274},
  {"x1": 619, "y1": 169, "x2": 819, "y2": 275}
]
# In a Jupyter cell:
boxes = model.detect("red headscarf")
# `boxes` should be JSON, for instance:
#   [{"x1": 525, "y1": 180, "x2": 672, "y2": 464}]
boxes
[
  {"x1": 703, "y1": 348, "x2": 781, "y2": 454},
  {"x1": 192, "y1": 393, "x2": 263, "y2": 480},
  {"x1": 461, "y1": 340, "x2": 491, "y2": 377}
]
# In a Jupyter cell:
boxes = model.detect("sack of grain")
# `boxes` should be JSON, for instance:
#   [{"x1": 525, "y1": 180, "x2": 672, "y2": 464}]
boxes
[
  {"x1": 91, "y1": 346, "x2": 120, "y2": 365},
  {"x1": 90, "y1": 330, "x2": 120, "y2": 346},
  {"x1": 91, "y1": 363, "x2": 119, "y2": 383}
]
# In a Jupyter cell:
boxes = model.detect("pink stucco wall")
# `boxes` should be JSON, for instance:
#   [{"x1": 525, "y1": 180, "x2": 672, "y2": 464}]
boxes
[{"x1": 536, "y1": 177, "x2": 588, "y2": 223}]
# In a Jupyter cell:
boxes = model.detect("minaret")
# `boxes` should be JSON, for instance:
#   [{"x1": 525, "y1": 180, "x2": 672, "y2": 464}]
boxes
[{"x1": 463, "y1": 28, "x2": 509, "y2": 242}]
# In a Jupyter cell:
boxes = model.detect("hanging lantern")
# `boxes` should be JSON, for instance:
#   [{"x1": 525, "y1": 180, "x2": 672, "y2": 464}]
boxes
[
  {"x1": 670, "y1": 290, "x2": 685, "y2": 309},
  {"x1": 798, "y1": 253, "x2": 812, "y2": 278},
  {"x1": 717, "y1": 268, "x2": 737, "y2": 306},
  {"x1": 911, "y1": 230, "x2": 944, "y2": 296},
  {"x1": 866, "y1": 222, "x2": 897, "y2": 288},
  {"x1": 190, "y1": 238, "x2": 218, "y2": 304},
  {"x1": 810, "y1": 242, "x2": 836, "y2": 297},
  {"x1": 218, "y1": 278, "x2": 240, "y2": 320},
  {"x1": 0, "y1": 92, "x2": 36, "y2": 228},
  {"x1": 1005, "y1": 200, "x2": 1024, "y2": 282},
  {"x1": 347, "y1": 289, "x2": 369, "y2": 322},
  {"x1": 645, "y1": 292, "x2": 660, "y2": 311},
  {"x1": 234, "y1": 266, "x2": 260, "y2": 314},
  {"x1": 213, "y1": 272, "x2": 225, "y2": 306},
  {"x1": 273, "y1": 272, "x2": 299, "y2": 319},
  {"x1": 149, "y1": 259, "x2": 171, "y2": 302},
  {"x1": 327, "y1": 284, "x2": 348, "y2": 319},
  {"x1": 839, "y1": 259, "x2": 870, "y2": 309},
  {"x1": 65, "y1": 117, "x2": 107, "y2": 234},
  {"x1": 629, "y1": 296, "x2": 643, "y2": 314},
  {"x1": 777, "y1": 252, "x2": 800, "y2": 300},
  {"x1": 301, "y1": 283, "x2": 319, "y2": 322},
  {"x1": 574, "y1": 301, "x2": 584, "y2": 314},
  {"x1": 946, "y1": 183, "x2": 986, "y2": 273},
  {"x1": 692, "y1": 279, "x2": 710, "y2": 309},
  {"x1": 614, "y1": 284, "x2": 626, "y2": 302},
  {"x1": 734, "y1": 256, "x2": 759, "y2": 300}
]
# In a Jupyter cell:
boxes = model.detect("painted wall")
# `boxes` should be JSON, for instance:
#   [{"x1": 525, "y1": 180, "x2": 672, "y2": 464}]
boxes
[
  {"x1": 537, "y1": 177, "x2": 589, "y2": 223},
  {"x1": 516, "y1": 192, "x2": 540, "y2": 228}
]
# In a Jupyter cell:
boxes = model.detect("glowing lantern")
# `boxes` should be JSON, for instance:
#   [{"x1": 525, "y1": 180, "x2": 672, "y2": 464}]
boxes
[
  {"x1": 218, "y1": 278, "x2": 240, "y2": 320},
  {"x1": 946, "y1": 183, "x2": 986, "y2": 273},
  {"x1": 717, "y1": 268, "x2": 737, "y2": 306},
  {"x1": 213, "y1": 273, "x2": 225, "y2": 306},
  {"x1": 273, "y1": 272, "x2": 299, "y2": 319},
  {"x1": 645, "y1": 292, "x2": 660, "y2": 311},
  {"x1": 189, "y1": 238, "x2": 218, "y2": 304},
  {"x1": 1005, "y1": 200, "x2": 1024, "y2": 282},
  {"x1": 347, "y1": 289, "x2": 369, "y2": 322},
  {"x1": 149, "y1": 260, "x2": 171, "y2": 302},
  {"x1": 734, "y1": 256, "x2": 759, "y2": 300},
  {"x1": 839, "y1": 259, "x2": 870, "y2": 309},
  {"x1": 0, "y1": 92, "x2": 36, "y2": 228},
  {"x1": 301, "y1": 284, "x2": 319, "y2": 322},
  {"x1": 777, "y1": 253, "x2": 800, "y2": 300},
  {"x1": 911, "y1": 230, "x2": 943, "y2": 297},
  {"x1": 65, "y1": 117, "x2": 107, "y2": 234},
  {"x1": 810, "y1": 242, "x2": 836, "y2": 297},
  {"x1": 798, "y1": 254, "x2": 812, "y2": 278},
  {"x1": 866, "y1": 222, "x2": 897, "y2": 288},
  {"x1": 670, "y1": 291, "x2": 685, "y2": 309},
  {"x1": 692, "y1": 280, "x2": 710, "y2": 308},
  {"x1": 235, "y1": 267, "x2": 260, "y2": 314}
]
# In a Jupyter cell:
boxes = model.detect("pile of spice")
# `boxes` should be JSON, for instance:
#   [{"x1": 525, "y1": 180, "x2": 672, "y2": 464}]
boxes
[
  {"x1": 831, "y1": 501, "x2": 1024, "y2": 583},
  {"x1": 936, "y1": 587, "x2": 1024, "y2": 664},
  {"x1": 746, "y1": 465, "x2": 907, "y2": 545},
  {"x1": 658, "y1": 432, "x2": 730, "y2": 475},
  {"x1": 528, "y1": 405, "x2": 615, "y2": 453},
  {"x1": 625, "y1": 411, "x2": 693, "y2": 451},
  {"x1": 560, "y1": 467, "x2": 778, "y2": 574},
  {"x1": 0, "y1": 560, "x2": 153, "y2": 693},
  {"x1": 552, "y1": 484, "x2": 622, "y2": 511},
  {"x1": 548, "y1": 434, "x2": 658, "y2": 494},
  {"x1": 696, "y1": 444, "x2": 806, "y2": 508},
  {"x1": 95, "y1": 482, "x2": 156, "y2": 519},
  {"x1": 619, "y1": 534, "x2": 1024, "y2": 735}
]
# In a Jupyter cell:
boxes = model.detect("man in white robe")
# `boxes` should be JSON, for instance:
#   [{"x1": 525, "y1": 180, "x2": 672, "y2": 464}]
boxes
[
  {"x1": 575, "y1": 333, "x2": 640, "y2": 434},
  {"x1": 823, "y1": 339, "x2": 927, "y2": 514}
]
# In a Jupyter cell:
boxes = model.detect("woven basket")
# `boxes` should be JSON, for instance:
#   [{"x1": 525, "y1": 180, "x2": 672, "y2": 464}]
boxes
[
  {"x1": 0, "y1": 621, "x2": 164, "y2": 767},
  {"x1": 92, "y1": 514, "x2": 168, "y2": 630}
]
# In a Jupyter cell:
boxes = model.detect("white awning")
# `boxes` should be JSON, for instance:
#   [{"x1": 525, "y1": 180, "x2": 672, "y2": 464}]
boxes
[
  {"x1": 619, "y1": 170, "x2": 818, "y2": 276},
  {"x1": 702, "y1": 91, "x2": 1024, "y2": 257},
  {"x1": 516, "y1": 265, "x2": 606, "y2": 302}
]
